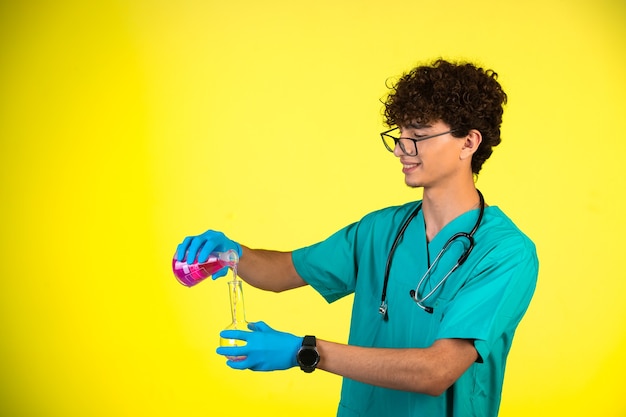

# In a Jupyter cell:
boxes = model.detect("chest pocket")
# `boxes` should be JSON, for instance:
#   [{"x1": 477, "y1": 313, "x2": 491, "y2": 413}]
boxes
[
  {"x1": 422, "y1": 296, "x2": 451, "y2": 343},
  {"x1": 417, "y1": 255, "x2": 479, "y2": 345}
]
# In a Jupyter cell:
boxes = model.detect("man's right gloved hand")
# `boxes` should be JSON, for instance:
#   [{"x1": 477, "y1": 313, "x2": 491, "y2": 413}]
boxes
[{"x1": 175, "y1": 230, "x2": 242, "y2": 280}]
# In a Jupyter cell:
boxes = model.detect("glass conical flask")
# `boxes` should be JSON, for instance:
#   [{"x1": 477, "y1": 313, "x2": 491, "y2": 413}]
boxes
[
  {"x1": 172, "y1": 249, "x2": 239, "y2": 287},
  {"x1": 219, "y1": 278, "x2": 248, "y2": 361}
]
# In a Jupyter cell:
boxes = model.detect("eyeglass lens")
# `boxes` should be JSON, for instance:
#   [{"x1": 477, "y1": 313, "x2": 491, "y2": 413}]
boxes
[{"x1": 382, "y1": 135, "x2": 417, "y2": 156}]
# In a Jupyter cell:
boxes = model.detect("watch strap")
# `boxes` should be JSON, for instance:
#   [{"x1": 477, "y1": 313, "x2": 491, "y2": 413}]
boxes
[{"x1": 302, "y1": 335, "x2": 316, "y2": 347}]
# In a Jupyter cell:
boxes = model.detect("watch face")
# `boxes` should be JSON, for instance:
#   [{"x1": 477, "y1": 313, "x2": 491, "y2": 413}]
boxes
[{"x1": 299, "y1": 348, "x2": 319, "y2": 366}]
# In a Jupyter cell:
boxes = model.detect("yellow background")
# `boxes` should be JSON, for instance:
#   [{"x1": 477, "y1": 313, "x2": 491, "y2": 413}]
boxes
[{"x1": 1, "y1": 0, "x2": 625, "y2": 416}]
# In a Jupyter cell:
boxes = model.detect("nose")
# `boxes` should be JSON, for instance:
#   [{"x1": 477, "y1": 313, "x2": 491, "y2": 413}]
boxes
[
  {"x1": 393, "y1": 140, "x2": 415, "y2": 157},
  {"x1": 393, "y1": 141, "x2": 404, "y2": 157}
]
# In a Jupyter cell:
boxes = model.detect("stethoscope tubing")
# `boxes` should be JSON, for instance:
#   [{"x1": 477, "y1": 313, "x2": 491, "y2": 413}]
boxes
[{"x1": 379, "y1": 190, "x2": 485, "y2": 318}]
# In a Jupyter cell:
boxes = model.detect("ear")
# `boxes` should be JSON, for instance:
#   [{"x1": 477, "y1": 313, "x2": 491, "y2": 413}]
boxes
[{"x1": 459, "y1": 129, "x2": 482, "y2": 161}]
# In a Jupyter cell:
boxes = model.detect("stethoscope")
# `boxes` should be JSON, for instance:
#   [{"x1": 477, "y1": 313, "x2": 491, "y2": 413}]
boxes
[{"x1": 379, "y1": 190, "x2": 485, "y2": 319}]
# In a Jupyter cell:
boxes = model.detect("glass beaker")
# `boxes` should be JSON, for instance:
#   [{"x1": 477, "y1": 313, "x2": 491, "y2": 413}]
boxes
[{"x1": 219, "y1": 279, "x2": 248, "y2": 361}]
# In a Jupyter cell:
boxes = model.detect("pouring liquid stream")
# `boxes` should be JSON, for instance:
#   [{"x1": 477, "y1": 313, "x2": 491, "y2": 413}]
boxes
[{"x1": 220, "y1": 260, "x2": 248, "y2": 361}]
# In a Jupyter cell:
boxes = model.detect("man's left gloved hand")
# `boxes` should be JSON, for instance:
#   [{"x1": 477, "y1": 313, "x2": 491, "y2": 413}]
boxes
[{"x1": 216, "y1": 321, "x2": 302, "y2": 371}]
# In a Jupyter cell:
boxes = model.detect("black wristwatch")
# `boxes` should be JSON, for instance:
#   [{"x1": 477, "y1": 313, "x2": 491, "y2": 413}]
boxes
[{"x1": 296, "y1": 335, "x2": 320, "y2": 373}]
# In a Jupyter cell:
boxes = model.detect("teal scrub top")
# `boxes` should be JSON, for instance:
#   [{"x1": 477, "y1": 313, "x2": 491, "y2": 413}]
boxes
[{"x1": 292, "y1": 201, "x2": 538, "y2": 417}]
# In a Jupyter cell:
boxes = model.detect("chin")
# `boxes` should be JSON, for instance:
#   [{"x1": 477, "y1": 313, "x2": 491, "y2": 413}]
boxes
[{"x1": 405, "y1": 181, "x2": 423, "y2": 189}]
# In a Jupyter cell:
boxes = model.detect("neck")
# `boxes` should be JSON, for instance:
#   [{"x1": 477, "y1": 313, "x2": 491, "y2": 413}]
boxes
[{"x1": 421, "y1": 186, "x2": 482, "y2": 242}]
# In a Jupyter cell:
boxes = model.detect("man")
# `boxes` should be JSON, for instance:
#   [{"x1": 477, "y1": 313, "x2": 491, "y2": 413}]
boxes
[{"x1": 175, "y1": 59, "x2": 538, "y2": 416}]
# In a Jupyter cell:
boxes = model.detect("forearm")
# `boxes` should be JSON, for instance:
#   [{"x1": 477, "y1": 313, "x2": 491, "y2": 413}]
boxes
[
  {"x1": 316, "y1": 338, "x2": 478, "y2": 396},
  {"x1": 236, "y1": 245, "x2": 307, "y2": 292}
]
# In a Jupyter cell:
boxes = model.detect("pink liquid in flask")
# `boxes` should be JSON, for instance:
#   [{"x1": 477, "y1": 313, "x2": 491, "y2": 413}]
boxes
[{"x1": 173, "y1": 250, "x2": 238, "y2": 287}]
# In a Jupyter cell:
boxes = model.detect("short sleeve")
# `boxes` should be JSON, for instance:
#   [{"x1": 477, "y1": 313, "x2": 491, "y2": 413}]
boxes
[
  {"x1": 291, "y1": 204, "x2": 411, "y2": 304},
  {"x1": 292, "y1": 222, "x2": 360, "y2": 303}
]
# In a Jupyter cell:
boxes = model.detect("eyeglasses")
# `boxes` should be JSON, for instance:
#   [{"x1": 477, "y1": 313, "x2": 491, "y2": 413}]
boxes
[{"x1": 380, "y1": 127, "x2": 458, "y2": 156}]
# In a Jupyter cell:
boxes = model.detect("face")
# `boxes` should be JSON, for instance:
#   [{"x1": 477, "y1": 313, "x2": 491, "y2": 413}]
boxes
[{"x1": 393, "y1": 120, "x2": 467, "y2": 189}]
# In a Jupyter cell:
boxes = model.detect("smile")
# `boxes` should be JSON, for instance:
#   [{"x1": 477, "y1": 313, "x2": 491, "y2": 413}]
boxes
[{"x1": 402, "y1": 162, "x2": 420, "y2": 173}]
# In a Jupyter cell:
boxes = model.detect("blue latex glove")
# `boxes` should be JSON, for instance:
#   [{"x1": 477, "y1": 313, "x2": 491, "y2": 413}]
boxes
[
  {"x1": 175, "y1": 230, "x2": 242, "y2": 280},
  {"x1": 216, "y1": 321, "x2": 303, "y2": 371}
]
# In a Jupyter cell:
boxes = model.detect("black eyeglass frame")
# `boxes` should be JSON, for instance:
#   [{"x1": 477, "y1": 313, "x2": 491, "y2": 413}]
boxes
[{"x1": 380, "y1": 127, "x2": 459, "y2": 156}]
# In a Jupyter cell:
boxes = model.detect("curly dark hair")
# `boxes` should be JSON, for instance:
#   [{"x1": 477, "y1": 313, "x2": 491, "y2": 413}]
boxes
[{"x1": 383, "y1": 59, "x2": 507, "y2": 174}]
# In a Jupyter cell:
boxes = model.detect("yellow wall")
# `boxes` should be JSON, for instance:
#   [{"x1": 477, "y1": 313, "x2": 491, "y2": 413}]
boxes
[{"x1": 1, "y1": 0, "x2": 625, "y2": 416}]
